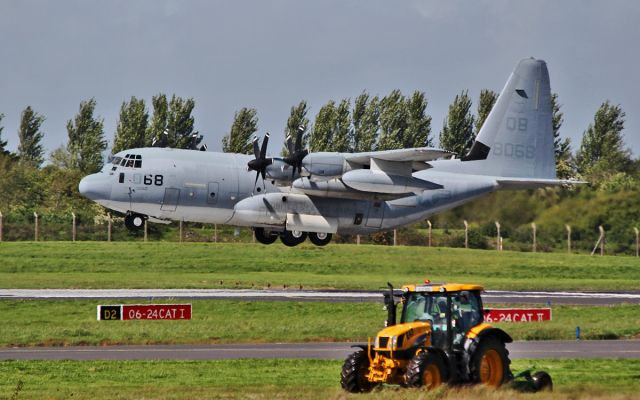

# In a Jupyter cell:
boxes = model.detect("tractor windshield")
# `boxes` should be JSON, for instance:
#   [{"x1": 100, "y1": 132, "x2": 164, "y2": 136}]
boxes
[{"x1": 401, "y1": 292, "x2": 448, "y2": 326}]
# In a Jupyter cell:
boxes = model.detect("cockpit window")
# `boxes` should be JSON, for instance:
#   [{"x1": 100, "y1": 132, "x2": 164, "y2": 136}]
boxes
[
  {"x1": 111, "y1": 157, "x2": 122, "y2": 165},
  {"x1": 118, "y1": 154, "x2": 143, "y2": 169}
]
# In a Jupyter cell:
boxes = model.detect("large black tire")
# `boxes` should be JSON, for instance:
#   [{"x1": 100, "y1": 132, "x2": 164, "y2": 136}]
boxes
[
  {"x1": 469, "y1": 337, "x2": 511, "y2": 387},
  {"x1": 340, "y1": 350, "x2": 373, "y2": 393},
  {"x1": 124, "y1": 213, "x2": 145, "y2": 231},
  {"x1": 404, "y1": 351, "x2": 448, "y2": 389},
  {"x1": 532, "y1": 371, "x2": 553, "y2": 392},
  {"x1": 280, "y1": 230, "x2": 307, "y2": 247},
  {"x1": 309, "y1": 232, "x2": 332, "y2": 246},
  {"x1": 254, "y1": 228, "x2": 278, "y2": 245}
]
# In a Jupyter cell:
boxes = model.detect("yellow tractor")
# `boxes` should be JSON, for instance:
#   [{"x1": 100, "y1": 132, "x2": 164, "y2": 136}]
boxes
[{"x1": 340, "y1": 281, "x2": 552, "y2": 392}]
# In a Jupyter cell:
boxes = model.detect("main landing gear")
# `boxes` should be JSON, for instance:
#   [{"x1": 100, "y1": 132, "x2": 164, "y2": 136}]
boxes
[{"x1": 253, "y1": 228, "x2": 332, "y2": 247}]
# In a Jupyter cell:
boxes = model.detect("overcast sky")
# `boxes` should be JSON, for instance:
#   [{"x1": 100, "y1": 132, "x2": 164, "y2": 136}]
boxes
[{"x1": 1, "y1": 0, "x2": 638, "y2": 158}]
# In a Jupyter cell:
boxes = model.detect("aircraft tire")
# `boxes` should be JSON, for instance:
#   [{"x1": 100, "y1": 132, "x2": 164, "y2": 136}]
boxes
[
  {"x1": 124, "y1": 213, "x2": 145, "y2": 231},
  {"x1": 309, "y1": 232, "x2": 332, "y2": 246},
  {"x1": 254, "y1": 228, "x2": 278, "y2": 245},
  {"x1": 280, "y1": 230, "x2": 307, "y2": 247}
]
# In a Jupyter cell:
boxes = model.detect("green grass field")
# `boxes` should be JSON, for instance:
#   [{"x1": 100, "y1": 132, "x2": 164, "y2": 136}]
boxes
[
  {"x1": 0, "y1": 300, "x2": 638, "y2": 346},
  {"x1": 1, "y1": 359, "x2": 639, "y2": 399},
  {"x1": 1, "y1": 242, "x2": 640, "y2": 291}
]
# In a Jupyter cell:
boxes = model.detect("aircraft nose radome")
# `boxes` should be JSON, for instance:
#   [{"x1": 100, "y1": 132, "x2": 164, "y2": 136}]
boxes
[{"x1": 78, "y1": 174, "x2": 112, "y2": 201}]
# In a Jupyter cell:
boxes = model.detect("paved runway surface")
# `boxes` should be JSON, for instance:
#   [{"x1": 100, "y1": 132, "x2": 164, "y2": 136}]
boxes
[
  {"x1": 1, "y1": 340, "x2": 639, "y2": 361},
  {"x1": 1, "y1": 288, "x2": 639, "y2": 305}
]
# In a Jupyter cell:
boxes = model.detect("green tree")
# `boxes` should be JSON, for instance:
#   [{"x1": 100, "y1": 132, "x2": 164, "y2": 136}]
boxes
[
  {"x1": 405, "y1": 90, "x2": 432, "y2": 147},
  {"x1": 352, "y1": 92, "x2": 379, "y2": 152},
  {"x1": 0, "y1": 113, "x2": 9, "y2": 154},
  {"x1": 17, "y1": 106, "x2": 45, "y2": 166},
  {"x1": 167, "y1": 95, "x2": 196, "y2": 149},
  {"x1": 439, "y1": 90, "x2": 475, "y2": 157},
  {"x1": 282, "y1": 101, "x2": 310, "y2": 155},
  {"x1": 113, "y1": 96, "x2": 149, "y2": 154},
  {"x1": 309, "y1": 100, "x2": 336, "y2": 152},
  {"x1": 331, "y1": 99, "x2": 351, "y2": 152},
  {"x1": 576, "y1": 101, "x2": 631, "y2": 176},
  {"x1": 377, "y1": 90, "x2": 408, "y2": 150},
  {"x1": 147, "y1": 94, "x2": 169, "y2": 146},
  {"x1": 550, "y1": 93, "x2": 574, "y2": 179},
  {"x1": 222, "y1": 108, "x2": 258, "y2": 154},
  {"x1": 475, "y1": 89, "x2": 497, "y2": 134},
  {"x1": 66, "y1": 98, "x2": 107, "y2": 174}
]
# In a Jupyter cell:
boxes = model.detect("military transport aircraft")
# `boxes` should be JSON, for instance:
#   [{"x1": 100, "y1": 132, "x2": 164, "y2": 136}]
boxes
[{"x1": 79, "y1": 58, "x2": 577, "y2": 246}]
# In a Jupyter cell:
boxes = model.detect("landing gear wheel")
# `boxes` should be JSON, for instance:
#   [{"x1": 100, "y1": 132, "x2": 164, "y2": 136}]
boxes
[
  {"x1": 280, "y1": 230, "x2": 307, "y2": 247},
  {"x1": 124, "y1": 213, "x2": 145, "y2": 231},
  {"x1": 532, "y1": 371, "x2": 553, "y2": 392},
  {"x1": 470, "y1": 338, "x2": 511, "y2": 387},
  {"x1": 254, "y1": 228, "x2": 278, "y2": 245},
  {"x1": 340, "y1": 350, "x2": 374, "y2": 393},
  {"x1": 404, "y1": 351, "x2": 448, "y2": 389},
  {"x1": 309, "y1": 232, "x2": 332, "y2": 246}
]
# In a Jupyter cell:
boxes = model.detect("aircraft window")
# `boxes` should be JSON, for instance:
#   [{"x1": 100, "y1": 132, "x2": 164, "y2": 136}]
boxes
[
  {"x1": 112, "y1": 157, "x2": 122, "y2": 165},
  {"x1": 126, "y1": 159, "x2": 134, "y2": 167},
  {"x1": 120, "y1": 159, "x2": 127, "y2": 166},
  {"x1": 134, "y1": 160, "x2": 142, "y2": 168},
  {"x1": 125, "y1": 154, "x2": 131, "y2": 159},
  {"x1": 119, "y1": 173, "x2": 125, "y2": 183},
  {"x1": 136, "y1": 155, "x2": 142, "y2": 160}
]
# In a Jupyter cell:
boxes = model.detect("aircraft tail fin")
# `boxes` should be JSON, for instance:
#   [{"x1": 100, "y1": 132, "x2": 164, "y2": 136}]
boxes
[{"x1": 462, "y1": 58, "x2": 556, "y2": 179}]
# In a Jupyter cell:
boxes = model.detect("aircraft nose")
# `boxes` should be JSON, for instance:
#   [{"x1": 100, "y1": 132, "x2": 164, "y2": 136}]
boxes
[{"x1": 78, "y1": 174, "x2": 112, "y2": 201}]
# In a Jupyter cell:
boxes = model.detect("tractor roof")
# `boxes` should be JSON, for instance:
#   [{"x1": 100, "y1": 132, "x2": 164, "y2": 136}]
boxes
[{"x1": 401, "y1": 282, "x2": 484, "y2": 293}]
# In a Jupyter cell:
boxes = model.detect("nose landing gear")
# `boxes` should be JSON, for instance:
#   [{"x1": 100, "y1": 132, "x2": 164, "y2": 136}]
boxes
[{"x1": 124, "y1": 213, "x2": 146, "y2": 231}]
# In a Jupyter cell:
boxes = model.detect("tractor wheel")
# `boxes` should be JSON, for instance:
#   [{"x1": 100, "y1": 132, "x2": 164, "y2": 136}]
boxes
[
  {"x1": 309, "y1": 232, "x2": 332, "y2": 246},
  {"x1": 254, "y1": 228, "x2": 278, "y2": 245},
  {"x1": 532, "y1": 371, "x2": 553, "y2": 392},
  {"x1": 340, "y1": 350, "x2": 373, "y2": 393},
  {"x1": 404, "y1": 351, "x2": 448, "y2": 389},
  {"x1": 280, "y1": 230, "x2": 307, "y2": 247},
  {"x1": 470, "y1": 338, "x2": 511, "y2": 387}
]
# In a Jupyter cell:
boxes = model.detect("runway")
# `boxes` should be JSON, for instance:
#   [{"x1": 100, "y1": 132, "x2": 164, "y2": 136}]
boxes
[
  {"x1": 1, "y1": 340, "x2": 639, "y2": 361},
  {"x1": 1, "y1": 288, "x2": 639, "y2": 305}
]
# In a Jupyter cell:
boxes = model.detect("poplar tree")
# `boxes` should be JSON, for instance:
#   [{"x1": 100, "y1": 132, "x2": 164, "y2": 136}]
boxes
[
  {"x1": 17, "y1": 106, "x2": 45, "y2": 166},
  {"x1": 576, "y1": 101, "x2": 631, "y2": 175},
  {"x1": 0, "y1": 113, "x2": 8, "y2": 155},
  {"x1": 147, "y1": 94, "x2": 168, "y2": 146},
  {"x1": 222, "y1": 108, "x2": 258, "y2": 154},
  {"x1": 167, "y1": 95, "x2": 196, "y2": 149},
  {"x1": 550, "y1": 93, "x2": 574, "y2": 179},
  {"x1": 113, "y1": 96, "x2": 149, "y2": 153},
  {"x1": 439, "y1": 90, "x2": 475, "y2": 158},
  {"x1": 66, "y1": 98, "x2": 107, "y2": 174},
  {"x1": 309, "y1": 101, "x2": 336, "y2": 152},
  {"x1": 405, "y1": 90, "x2": 432, "y2": 147},
  {"x1": 352, "y1": 92, "x2": 379, "y2": 152},
  {"x1": 331, "y1": 99, "x2": 351, "y2": 152},
  {"x1": 377, "y1": 90, "x2": 408, "y2": 150},
  {"x1": 475, "y1": 89, "x2": 497, "y2": 134}
]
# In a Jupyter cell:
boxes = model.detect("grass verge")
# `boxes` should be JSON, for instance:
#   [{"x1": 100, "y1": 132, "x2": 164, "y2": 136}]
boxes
[
  {"x1": 0, "y1": 300, "x2": 638, "y2": 346},
  {"x1": 1, "y1": 359, "x2": 639, "y2": 399},
  {"x1": 1, "y1": 242, "x2": 640, "y2": 291}
]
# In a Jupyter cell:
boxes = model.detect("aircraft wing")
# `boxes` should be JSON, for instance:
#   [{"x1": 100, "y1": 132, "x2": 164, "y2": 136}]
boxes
[
  {"x1": 496, "y1": 178, "x2": 587, "y2": 190},
  {"x1": 345, "y1": 147, "x2": 451, "y2": 165}
]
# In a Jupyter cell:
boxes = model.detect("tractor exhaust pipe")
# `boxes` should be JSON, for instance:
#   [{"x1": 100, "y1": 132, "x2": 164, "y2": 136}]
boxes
[{"x1": 384, "y1": 282, "x2": 397, "y2": 326}]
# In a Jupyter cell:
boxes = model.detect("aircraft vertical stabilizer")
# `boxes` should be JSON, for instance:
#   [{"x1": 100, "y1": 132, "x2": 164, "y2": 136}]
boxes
[{"x1": 462, "y1": 58, "x2": 555, "y2": 179}]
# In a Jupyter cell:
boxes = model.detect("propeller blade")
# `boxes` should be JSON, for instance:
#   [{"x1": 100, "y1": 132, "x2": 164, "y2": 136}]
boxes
[
  {"x1": 286, "y1": 134, "x2": 294, "y2": 155},
  {"x1": 295, "y1": 126, "x2": 304, "y2": 152},
  {"x1": 260, "y1": 133, "x2": 270, "y2": 159},
  {"x1": 252, "y1": 136, "x2": 260, "y2": 159}
]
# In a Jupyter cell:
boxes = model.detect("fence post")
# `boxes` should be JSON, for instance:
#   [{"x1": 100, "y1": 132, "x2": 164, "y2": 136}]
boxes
[
  {"x1": 214, "y1": 224, "x2": 218, "y2": 243},
  {"x1": 72, "y1": 212, "x2": 76, "y2": 242},
  {"x1": 427, "y1": 220, "x2": 432, "y2": 247},
  {"x1": 566, "y1": 225, "x2": 571, "y2": 254},
  {"x1": 591, "y1": 226, "x2": 605, "y2": 256},
  {"x1": 494, "y1": 221, "x2": 501, "y2": 251},
  {"x1": 463, "y1": 220, "x2": 469, "y2": 249},
  {"x1": 635, "y1": 227, "x2": 639, "y2": 257},
  {"x1": 531, "y1": 222, "x2": 537, "y2": 253},
  {"x1": 356, "y1": 234, "x2": 361, "y2": 245},
  {"x1": 0, "y1": 211, "x2": 3, "y2": 242},
  {"x1": 144, "y1": 220, "x2": 148, "y2": 242},
  {"x1": 393, "y1": 229, "x2": 397, "y2": 246},
  {"x1": 107, "y1": 213, "x2": 112, "y2": 242},
  {"x1": 179, "y1": 220, "x2": 183, "y2": 243},
  {"x1": 34, "y1": 212, "x2": 39, "y2": 241}
]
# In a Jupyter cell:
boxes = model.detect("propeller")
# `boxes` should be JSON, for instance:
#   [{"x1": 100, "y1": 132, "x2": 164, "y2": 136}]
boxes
[
  {"x1": 153, "y1": 129, "x2": 169, "y2": 148},
  {"x1": 283, "y1": 126, "x2": 308, "y2": 180},
  {"x1": 247, "y1": 133, "x2": 272, "y2": 192},
  {"x1": 190, "y1": 131, "x2": 203, "y2": 150}
]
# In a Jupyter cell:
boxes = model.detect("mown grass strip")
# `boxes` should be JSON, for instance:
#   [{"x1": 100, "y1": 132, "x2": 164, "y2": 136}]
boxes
[
  {"x1": 1, "y1": 242, "x2": 640, "y2": 291},
  {"x1": 0, "y1": 300, "x2": 638, "y2": 347},
  {"x1": 0, "y1": 359, "x2": 639, "y2": 399}
]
